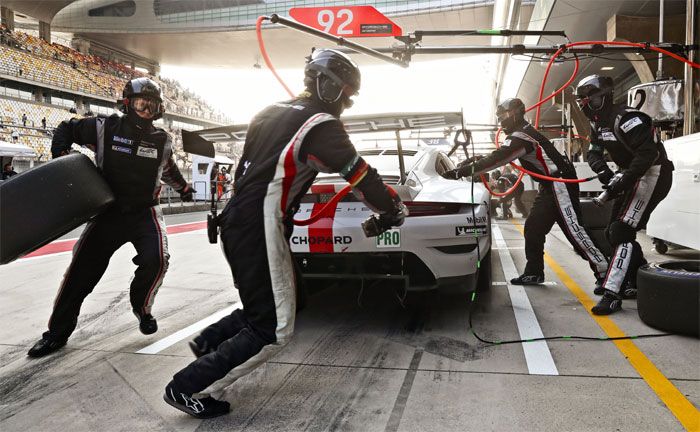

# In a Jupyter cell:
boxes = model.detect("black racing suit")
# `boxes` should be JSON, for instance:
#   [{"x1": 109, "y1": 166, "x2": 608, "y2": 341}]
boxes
[
  {"x1": 46, "y1": 114, "x2": 187, "y2": 341},
  {"x1": 587, "y1": 105, "x2": 673, "y2": 295},
  {"x1": 172, "y1": 97, "x2": 402, "y2": 395},
  {"x1": 456, "y1": 122, "x2": 608, "y2": 280},
  {"x1": 496, "y1": 173, "x2": 528, "y2": 218}
]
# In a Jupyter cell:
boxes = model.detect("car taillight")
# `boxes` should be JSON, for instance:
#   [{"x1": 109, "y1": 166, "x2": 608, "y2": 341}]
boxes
[{"x1": 404, "y1": 202, "x2": 462, "y2": 217}]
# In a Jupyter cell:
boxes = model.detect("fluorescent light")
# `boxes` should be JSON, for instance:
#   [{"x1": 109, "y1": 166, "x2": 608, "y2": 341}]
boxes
[{"x1": 600, "y1": 66, "x2": 615, "y2": 71}]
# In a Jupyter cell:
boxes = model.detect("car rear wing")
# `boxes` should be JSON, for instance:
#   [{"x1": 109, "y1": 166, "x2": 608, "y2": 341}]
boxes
[{"x1": 182, "y1": 112, "x2": 465, "y2": 157}]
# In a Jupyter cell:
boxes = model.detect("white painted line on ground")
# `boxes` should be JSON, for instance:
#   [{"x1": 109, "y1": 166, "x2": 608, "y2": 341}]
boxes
[
  {"x1": 136, "y1": 303, "x2": 240, "y2": 354},
  {"x1": 492, "y1": 246, "x2": 525, "y2": 250},
  {"x1": 492, "y1": 225, "x2": 559, "y2": 376},
  {"x1": 492, "y1": 281, "x2": 558, "y2": 286}
]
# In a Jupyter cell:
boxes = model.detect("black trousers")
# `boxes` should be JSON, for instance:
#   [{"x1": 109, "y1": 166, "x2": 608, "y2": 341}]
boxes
[
  {"x1": 47, "y1": 206, "x2": 169, "y2": 340},
  {"x1": 172, "y1": 202, "x2": 296, "y2": 395},
  {"x1": 601, "y1": 164, "x2": 673, "y2": 294},
  {"x1": 524, "y1": 181, "x2": 608, "y2": 279}
]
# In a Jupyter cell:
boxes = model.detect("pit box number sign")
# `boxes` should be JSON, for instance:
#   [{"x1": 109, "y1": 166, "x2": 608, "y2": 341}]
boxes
[
  {"x1": 289, "y1": 6, "x2": 402, "y2": 38},
  {"x1": 376, "y1": 229, "x2": 401, "y2": 248}
]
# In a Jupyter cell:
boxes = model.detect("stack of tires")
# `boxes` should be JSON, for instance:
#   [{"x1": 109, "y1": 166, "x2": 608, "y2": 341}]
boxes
[{"x1": 637, "y1": 261, "x2": 700, "y2": 337}]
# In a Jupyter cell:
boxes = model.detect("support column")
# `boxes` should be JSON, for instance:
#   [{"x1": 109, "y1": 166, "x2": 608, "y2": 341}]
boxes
[
  {"x1": 683, "y1": 0, "x2": 697, "y2": 135},
  {"x1": 1, "y1": 6, "x2": 15, "y2": 31},
  {"x1": 39, "y1": 21, "x2": 51, "y2": 44}
]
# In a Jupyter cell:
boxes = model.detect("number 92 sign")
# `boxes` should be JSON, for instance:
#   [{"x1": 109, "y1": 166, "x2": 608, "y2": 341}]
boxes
[{"x1": 289, "y1": 6, "x2": 402, "y2": 38}]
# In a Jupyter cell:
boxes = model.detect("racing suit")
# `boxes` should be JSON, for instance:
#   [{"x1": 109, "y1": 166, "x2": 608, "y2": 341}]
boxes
[
  {"x1": 451, "y1": 122, "x2": 608, "y2": 280},
  {"x1": 171, "y1": 97, "x2": 403, "y2": 395},
  {"x1": 46, "y1": 114, "x2": 188, "y2": 341},
  {"x1": 587, "y1": 105, "x2": 673, "y2": 295}
]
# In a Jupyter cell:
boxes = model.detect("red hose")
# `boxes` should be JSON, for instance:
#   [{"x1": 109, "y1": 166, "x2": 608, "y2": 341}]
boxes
[{"x1": 256, "y1": 16, "x2": 295, "y2": 98}]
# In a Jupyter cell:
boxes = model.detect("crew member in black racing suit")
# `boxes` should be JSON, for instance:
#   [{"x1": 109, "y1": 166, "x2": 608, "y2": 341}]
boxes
[
  {"x1": 27, "y1": 78, "x2": 195, "y2": 357},
  {"x1": 163, "y1": 49, "x2": 408, "y2": 419},
  {"x1": 576, "y1": 75, "x2": 673, "y2": 315},
  {"x1": 444, "y1": 98, "x2": 608, "y2": 288}
]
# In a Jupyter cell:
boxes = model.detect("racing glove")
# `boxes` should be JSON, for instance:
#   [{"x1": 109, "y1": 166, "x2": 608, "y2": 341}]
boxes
[
  {"x1": 362, "y1": 203, "x2": 409, "y2": 237},
  {"x1": 179, "y1": 184, "x2": 196, "y2": 202},
  {"x1": 596, "y1": 167, "x2": 615, "y2": 185},
  {"x1": 602, "y1": 172, "x2": 632, "y2": 197}
]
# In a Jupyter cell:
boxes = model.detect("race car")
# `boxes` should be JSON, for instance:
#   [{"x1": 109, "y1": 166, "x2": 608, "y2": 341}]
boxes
[{"x1": 182, "y1": 112, "x2": 492, "y2": 292}]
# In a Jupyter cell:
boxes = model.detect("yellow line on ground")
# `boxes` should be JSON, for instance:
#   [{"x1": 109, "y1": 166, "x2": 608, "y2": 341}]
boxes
[{"x1": 510, "y1": 221, "x2": 700, "y2": 431}]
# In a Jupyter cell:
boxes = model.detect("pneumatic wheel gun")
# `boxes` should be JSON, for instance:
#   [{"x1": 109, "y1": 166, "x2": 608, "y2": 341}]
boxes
[
  {"x1": 593, "y1": 172, "x2": 624, "y2": 207},
  {"x1": 362, "y1": 215, "x2": 388, "y2": 238}
]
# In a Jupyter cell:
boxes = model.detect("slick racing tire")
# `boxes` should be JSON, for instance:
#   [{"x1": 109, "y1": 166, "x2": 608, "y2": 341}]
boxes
[
  {"x1": 637, "y1": 261, "x2": 700, "y2": 337},
  {"x1": 0, "y1": 153, "x2": 115, "y2": 264}
]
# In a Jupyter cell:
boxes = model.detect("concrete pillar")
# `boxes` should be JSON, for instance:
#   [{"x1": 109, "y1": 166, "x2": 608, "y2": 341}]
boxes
[
  {"x1": 149, "y1": 63, "x2": 161, "y2": 76},
  {"x1": 39, "y1": 21, "x2": 51, "y2": 44},
  {"x1": 33, "y1": 88, "x2": 44, "y2": 103},
  {"x1": 1, "y1": 6, "x2": 15, "y2": 31}
]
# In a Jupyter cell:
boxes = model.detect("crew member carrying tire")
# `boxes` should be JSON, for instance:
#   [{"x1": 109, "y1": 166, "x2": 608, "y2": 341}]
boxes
[
  {"x1": 163, "y1": 49, "x2": 407, "y2": 419},
  {"x1": 27, "y1": 78, "x2": 195, "y2": 358},
  {"x1": 444, "y1": 98, "x2": 609, "y2": 289},
  {"x1": 576, "y1": 74, "x2": 674, "y2": 315}
]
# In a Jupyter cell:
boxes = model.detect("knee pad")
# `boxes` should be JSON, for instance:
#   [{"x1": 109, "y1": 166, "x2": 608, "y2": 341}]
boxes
[{"x1": 607, "y1": 221, "x2": 636, "y2": 246}]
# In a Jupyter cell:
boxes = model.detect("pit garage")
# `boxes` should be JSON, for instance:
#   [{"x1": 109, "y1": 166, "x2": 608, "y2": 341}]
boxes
[{"x1": 0, "y1": 1, "x2": 699, "y2": 431}]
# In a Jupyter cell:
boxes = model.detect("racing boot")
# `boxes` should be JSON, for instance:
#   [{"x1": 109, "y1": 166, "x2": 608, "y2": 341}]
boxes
[
  {"x1": 591, "y1": 291, "x2": 622, "y2": 315},
  {"x1": 621, "y1": 281, "x2": 637, "y2": 300},
  {"x1": 27, "y1": 333, "x2": 67, "y2": 358},
  {"x1": 594, "y1": 278, "x2": 605, "y2": 295},
  {"x1": 510, "y1": 273, "x2": 545, "y2": 285},
  {"x1": 188, "y1": 336, "x2": 215, "y2": 358},
  {"x1": 164, "y1": 381, "x2": 230, "y2": 419},
  {"x1": 135, "y1": 312, "x2": 158, "y2": 335}
]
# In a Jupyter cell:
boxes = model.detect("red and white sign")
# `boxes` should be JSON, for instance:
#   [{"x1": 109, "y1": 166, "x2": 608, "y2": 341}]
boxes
[{"x1": 289, "y1": 6, "x2": 402, "y2": 38}]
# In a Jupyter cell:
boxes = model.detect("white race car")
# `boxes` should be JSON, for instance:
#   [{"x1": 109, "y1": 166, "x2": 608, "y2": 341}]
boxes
[{"x1": 183, "y1": 112, "x2": 492, "y2": 292}]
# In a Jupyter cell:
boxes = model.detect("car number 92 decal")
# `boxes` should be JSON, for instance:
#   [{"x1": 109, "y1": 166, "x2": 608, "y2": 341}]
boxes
[{"x1": 376, "y1": 229, "x2": 401, "y2": 248}]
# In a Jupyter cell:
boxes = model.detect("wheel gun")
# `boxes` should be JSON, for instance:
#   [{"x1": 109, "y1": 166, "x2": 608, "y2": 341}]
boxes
[{"x1": 593, "y1": 172, "x2": 624, "y2": 207}]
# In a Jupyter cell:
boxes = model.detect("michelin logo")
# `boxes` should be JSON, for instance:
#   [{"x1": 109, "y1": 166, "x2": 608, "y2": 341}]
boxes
[{"x1": 456, "y1": 226, "x2": 487, "y2": 236}]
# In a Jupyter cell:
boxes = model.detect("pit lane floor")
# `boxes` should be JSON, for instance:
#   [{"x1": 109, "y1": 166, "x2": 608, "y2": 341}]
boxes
[{"x1": 1, "y1": 213, "x2": 698, "y2": 431}]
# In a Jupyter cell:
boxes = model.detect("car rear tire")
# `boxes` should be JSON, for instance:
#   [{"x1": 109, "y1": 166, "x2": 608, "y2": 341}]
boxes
[
  {"x1": 637, "y1": 261, "x2": 700, "y2": 337},
  {"x1": 0, "y1": 153, "x2": 115, "y2": 264}
]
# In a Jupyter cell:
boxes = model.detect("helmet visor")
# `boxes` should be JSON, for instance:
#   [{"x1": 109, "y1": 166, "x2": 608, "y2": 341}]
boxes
[{"x1": 130, "y1": 97, "x2": 162, "y2": 115}]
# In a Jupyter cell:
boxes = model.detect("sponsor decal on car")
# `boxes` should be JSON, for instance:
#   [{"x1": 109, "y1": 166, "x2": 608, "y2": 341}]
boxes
[
  {"x1": 455, "y1": 225, "x2": 488, "y2": 236},
  {"x1": 376, "y1": 229, "x2": 400, "y2": 248},
  {"x1": 292, "y1": 236, "x2": 352, "y2": 245}
]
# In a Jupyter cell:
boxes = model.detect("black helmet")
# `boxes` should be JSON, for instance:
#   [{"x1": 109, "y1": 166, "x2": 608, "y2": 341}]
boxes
[
  {"x1": 575, "y1": 74, "x2": 614, "y2": 120},
  {"x1": 121, "y1": 77, "x2": 164, "y2": 122},
  {"x1": 496, "y1": 98, "x2": 526, "y2": 134},
  {"x1": 304, "y1": 48, "x2": 361, "y2": 110}
]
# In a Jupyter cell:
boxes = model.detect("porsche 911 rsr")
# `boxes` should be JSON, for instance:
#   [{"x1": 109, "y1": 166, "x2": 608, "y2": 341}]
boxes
[{"x1": 291, "y1": 145, "x2": 491, "y2": 291}]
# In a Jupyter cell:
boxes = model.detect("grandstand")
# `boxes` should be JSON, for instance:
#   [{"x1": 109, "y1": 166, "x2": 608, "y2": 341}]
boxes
[{"x1": 0, "y1": 25, "x2": 229, "y2": 175}]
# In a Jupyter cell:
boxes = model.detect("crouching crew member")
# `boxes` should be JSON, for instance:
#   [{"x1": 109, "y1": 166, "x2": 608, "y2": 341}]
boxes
[
  {"x1": 444, "y1": 98, "x2": 608, "y2": 289},
  {"x1": 163, "y1": 49, "x2": 407, "y2": 419},
  {"x1": 576, "y1": 75, "x2": 673, "y2": 315},
  {"x1": 28, "y1": 78, "x2": 195, "y2": 357}
]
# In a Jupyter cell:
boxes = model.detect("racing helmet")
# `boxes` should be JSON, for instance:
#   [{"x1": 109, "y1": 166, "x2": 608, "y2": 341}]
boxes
[
  {"x1": 496, "y1": 98, "x2": 526, "y2": 134},
  {"x1": 120, "y1": 77, "x2": 164, "y2": 121},
  {"x1": 575, "y1": 75, "x2": 614, "y2": 120},
  {"x1": 304, "y1": 48, "x2": 361, "y2": 109}
]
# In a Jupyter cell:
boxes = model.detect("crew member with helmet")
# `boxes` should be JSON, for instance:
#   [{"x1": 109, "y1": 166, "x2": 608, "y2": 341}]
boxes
[
  {"x1": 444, "y1": 98, "x2": 608, "y2": 288},
  {"x1": 576, "y1": 74, "x2": 673, "y2": 315},
  {"x1": 27, "y1": 77, "x2": 195, "y2": 358},
  {"x1": 163, "y1": 48, "x2": 407, "y2": 418}
]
